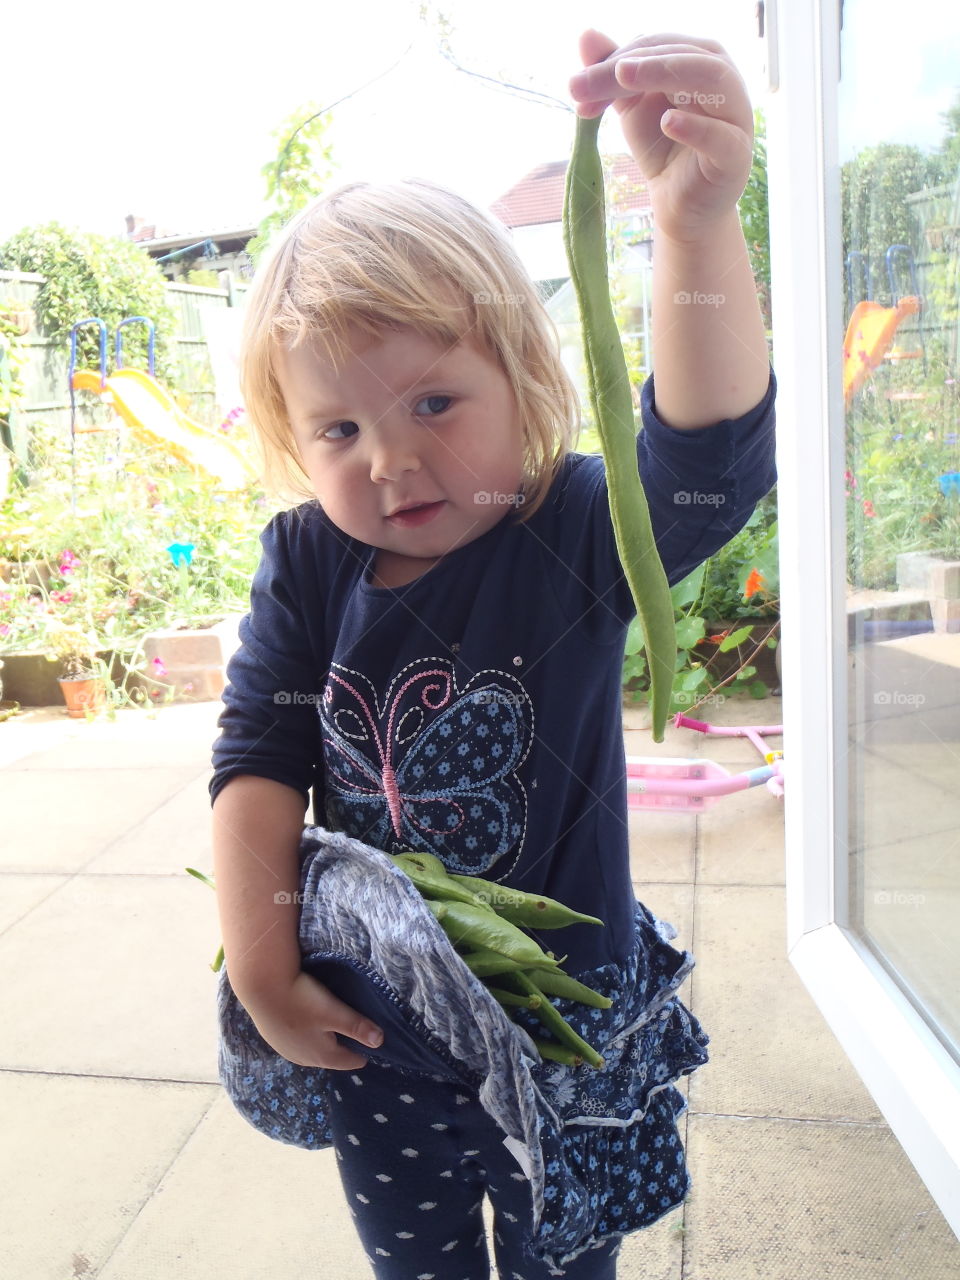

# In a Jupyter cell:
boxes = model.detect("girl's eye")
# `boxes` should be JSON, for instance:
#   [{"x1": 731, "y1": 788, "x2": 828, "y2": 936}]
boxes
[
  {"x1": 414, "y1": 394, "x2": 452, "y2": 417},
  {"x1": 322, "y1": 420, "x2": 359, "y2": 441}
]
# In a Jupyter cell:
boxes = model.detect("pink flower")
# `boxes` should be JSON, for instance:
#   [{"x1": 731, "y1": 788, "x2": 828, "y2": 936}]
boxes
[
  {"x1": 58, "y1": 549, "x2": 79, "y2": 576},
  {"x1": 0, "y1": 623, "x2": 9, "y2": 637},
  {"x1": 51, "y1": 590, "x2": 74, "y2": 604},
  {"x1": 151, "y1": 656, "x2": 168, "y2": 677},
  {"x1": 863, "y1": 500, "x2": 876, "y2": 518}
]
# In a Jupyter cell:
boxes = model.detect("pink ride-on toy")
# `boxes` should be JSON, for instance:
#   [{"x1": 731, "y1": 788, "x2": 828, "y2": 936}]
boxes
[{"x1": 626, "y1": 712, "x2": 784, "y2": 813}]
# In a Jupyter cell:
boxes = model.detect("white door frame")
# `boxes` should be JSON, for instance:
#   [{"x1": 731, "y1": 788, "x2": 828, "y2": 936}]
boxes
[{"x1": 763, "y1": 0, "x2": 960, "y2": 1235}]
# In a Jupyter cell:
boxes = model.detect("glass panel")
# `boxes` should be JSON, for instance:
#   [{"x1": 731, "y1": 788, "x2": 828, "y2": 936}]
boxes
[{"x1": 840, "y1": 0, "x2": 960, "y2": 1056}]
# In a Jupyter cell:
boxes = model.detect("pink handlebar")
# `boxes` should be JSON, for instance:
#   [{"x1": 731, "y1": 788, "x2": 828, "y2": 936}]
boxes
[{"x1": 674, "y1": 712, "x2": 783, "y2": 761}]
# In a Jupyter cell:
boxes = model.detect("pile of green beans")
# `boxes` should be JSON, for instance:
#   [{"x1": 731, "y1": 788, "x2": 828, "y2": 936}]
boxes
[
  {"x1": 187, "y1": 853, "x2": 612, "y2": 1071},
  {"x1": 391, "y1": 851, "x2": 610, "y2": 1070},
  {"x1": 562, "y1": 112, "x2": 677, "y2": 743}
]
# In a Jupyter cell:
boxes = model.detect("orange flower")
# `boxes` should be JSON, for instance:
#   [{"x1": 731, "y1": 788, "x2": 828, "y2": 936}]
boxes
[
  {"x1": 707, "y1": 630, "x2": 731, "y2": 645},
  {"x1": 744, "y1": 568, "x2": 765, "y2": 598}
]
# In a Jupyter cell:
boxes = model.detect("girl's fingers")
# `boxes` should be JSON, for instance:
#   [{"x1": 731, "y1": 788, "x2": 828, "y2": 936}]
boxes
[
  {"x1": 573, "y1": 26, "x2": 617, "y2": 114},
  {"x1": 578, "y1": 26, "x2": 617, "y2": 66},
  {"x1": 571, "y1": 46, "x2": 745, "y2": 123},
  {"x1": 660, "y1": 110, "x2": 753, "y2": 190}
]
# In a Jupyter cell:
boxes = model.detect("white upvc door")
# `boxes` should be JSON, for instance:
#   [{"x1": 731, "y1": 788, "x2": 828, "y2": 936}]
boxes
[{"x1": 764, "y1": 0, "x2": 960, "y2": 1235}]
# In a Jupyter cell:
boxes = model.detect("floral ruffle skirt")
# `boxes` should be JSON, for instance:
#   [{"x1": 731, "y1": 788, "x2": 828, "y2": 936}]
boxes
[
  {"x1": 216, "y1": 829, "x2": 708, "y2": 1273},
  {"x1": 510, "y1": 900, "x2": 709, "y2": 1267}
]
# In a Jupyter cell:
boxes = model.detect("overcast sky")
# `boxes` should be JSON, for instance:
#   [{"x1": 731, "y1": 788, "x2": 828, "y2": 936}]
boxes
[
  {"x1": 1, "y1": 0, "x2": 767, "y2": 242},
  {"x1": 3, "y1": 0, "x2": 955, "y2": 246}
]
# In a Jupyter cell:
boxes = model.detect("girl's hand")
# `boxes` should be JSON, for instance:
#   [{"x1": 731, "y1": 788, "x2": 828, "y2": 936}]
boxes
[
  {"x1": 240, "y1": 971, "x2": 384, "y2": 1071},
  {"x1": 568, "y1": 29, "x2": 755, "y2": 243}
]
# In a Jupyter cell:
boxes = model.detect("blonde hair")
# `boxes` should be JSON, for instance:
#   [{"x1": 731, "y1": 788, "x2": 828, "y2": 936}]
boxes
[{"x1": 239, "y1": 177, "x2": 580, "y2": 522}]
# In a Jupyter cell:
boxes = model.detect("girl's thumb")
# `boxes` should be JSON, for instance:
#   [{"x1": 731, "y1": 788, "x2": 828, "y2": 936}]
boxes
[
  {"x1": 332, "y1": 998, "x2": 384, "y2": 1049},
  {"x1": 306, "y1": 974, "x2": 385, "y2": 1049}
]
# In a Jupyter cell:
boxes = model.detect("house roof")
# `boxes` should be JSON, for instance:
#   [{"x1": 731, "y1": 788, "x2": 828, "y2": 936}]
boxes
[
  {"x1": 490, "y1": 154, "x2": 650, "y2": 229},
  {"x1": 130, "y1": 226, "x2": 257, "y2": 252}
]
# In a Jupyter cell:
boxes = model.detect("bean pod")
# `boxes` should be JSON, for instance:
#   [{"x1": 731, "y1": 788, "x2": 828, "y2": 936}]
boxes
[
  {"x1": 447, "y1": 873, "x2": 603, "y2": 929},
  {"x1": 562, "y1": 112, "x2": 677, "y2": 743},
  {"x1": 426, "y1": 898, "x2": 563, "y2": 970}
]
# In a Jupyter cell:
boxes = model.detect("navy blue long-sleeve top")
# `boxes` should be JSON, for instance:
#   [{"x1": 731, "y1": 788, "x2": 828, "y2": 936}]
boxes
[{"x1": 211, "y1": 371, "x2": 777, "y2": 975}]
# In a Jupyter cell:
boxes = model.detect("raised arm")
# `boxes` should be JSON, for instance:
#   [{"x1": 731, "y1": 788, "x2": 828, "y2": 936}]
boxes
[{"x1": 569, "y1": 29, "x2": 770, "y2": 429}]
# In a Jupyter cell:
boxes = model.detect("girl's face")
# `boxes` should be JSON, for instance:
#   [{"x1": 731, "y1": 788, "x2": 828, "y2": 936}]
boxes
[{"x1": 277, "y1": 325, "x2": 526, "y2": 575}]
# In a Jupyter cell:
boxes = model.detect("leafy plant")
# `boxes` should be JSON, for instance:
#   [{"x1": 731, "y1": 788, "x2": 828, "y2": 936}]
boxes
[
  {"x1": 246, "y1": 104, "x2": 338, "y2": 265},
  {"x1": 0, "y1": 307, "x2": 29, "y2": 420},
  {"x1": 622, "y1": 491, "x2": 780, "y2": 712},
  {"x1": 0, "y1": 224, "x2": 179, "y2": 384},
  {"x1": 738, "y1": 107, "x2": 771, "y2": 330},
  {"x1": 845, "y1": 341, "x2": 960, "y2": 588},
  {"x1": 0, "y1": 421, "x2": 281, "y2": 670},
  {"x1": 46, "y1": 622, "x2": 101, "y2": 680}
]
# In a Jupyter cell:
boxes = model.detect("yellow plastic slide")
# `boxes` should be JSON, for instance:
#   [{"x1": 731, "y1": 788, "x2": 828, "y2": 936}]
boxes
[
  {"x1": 71, "y1": 368, "x2": 256, "y2": 490},
  {"x1": 842, "y1": 296, "x2": 921, "y2": 407}
]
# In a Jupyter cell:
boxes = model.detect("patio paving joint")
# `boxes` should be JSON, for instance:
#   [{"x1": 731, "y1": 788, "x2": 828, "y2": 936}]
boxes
[{"x1": 687, "y1": 1106, "x2": 891, "y2": 1128}]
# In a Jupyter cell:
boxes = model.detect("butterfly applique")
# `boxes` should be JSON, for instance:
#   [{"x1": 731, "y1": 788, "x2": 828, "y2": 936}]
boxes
[{"x1": 319, "y1": 658, "x2": 533, "y2": 874}]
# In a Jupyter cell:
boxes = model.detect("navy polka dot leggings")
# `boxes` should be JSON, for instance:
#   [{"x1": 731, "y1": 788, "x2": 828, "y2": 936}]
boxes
[{"x1": 325, "y1": 1059, "x2": 621, "y2": 1279}]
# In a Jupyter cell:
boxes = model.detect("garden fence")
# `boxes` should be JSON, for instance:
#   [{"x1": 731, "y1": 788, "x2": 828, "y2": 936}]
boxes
[{"x1": 0, "y1": 271, "x2": 248, "y2": 468}]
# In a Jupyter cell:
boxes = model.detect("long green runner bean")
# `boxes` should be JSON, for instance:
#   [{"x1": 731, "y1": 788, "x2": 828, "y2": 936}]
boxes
[{"x1": 562, "y1": 112, "x2": 677, "y2": 742}]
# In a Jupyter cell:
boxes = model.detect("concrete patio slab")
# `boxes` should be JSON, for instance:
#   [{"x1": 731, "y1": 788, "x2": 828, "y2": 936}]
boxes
[
  {"x1": 698, "y1": 784, "x2": 786, "y2": 886},
  {"x1": 0, "y1": 1070, "x2": 215, "y2": 1280},
  {"x1": 0, "y1": 765, "x2": 203, "y2": 873},
  {"x1": 628, "y1": 808, "x2": 697, "y2": 880},
  {"x1": 3, "y1": 701, "x2": 221, "y2": 765},
  {"x1": 96, "y1": 1093, "x2": 370, "y2": 1280},
  {"x1": 86, "y1": 773, "x2": 216, "y2": 877},
  {"x1": 0, "y1": 871, "x2": 69, "y2": 933},
  {"x1": 2, "y1": 694, "x2": 957, "y2": 1278},
  {"x1": 0, "y1": 872, "x2": 220, "y2": 1081},
  {"x1": 690, "y1": 884, "x2": 882, "y2": 1122},
  {"x1": 682, "y1": 1114, "x2": 960, "y2": 1279}
]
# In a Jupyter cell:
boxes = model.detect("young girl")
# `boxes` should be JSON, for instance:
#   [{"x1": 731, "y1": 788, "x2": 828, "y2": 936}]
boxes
[{"x1": 211, "y1": 27, "x2": 775, "y2": 1280}]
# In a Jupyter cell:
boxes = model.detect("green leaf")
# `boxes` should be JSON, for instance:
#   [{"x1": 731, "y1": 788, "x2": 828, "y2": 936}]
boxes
[
  {"x1": 719, "y1": 625, "x2": 754, "y2": 652},
  {"x1": 624, "y1": 615, "x2": 645, "y2": 654},
  {"x1": 670, "y1": 563, "x2": 705, "y2": 610},
  {"x1": 748, "y1": 680, "x2": 769, "y2": 698},
  {"x1": 674, "y1": 615, "x2": 706, "y2": 649}
]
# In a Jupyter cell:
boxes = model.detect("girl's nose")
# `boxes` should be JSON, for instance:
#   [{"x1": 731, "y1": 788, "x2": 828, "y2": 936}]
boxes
[{"x1": 367, "y1": 421, "x2": 421, "y2": 484}]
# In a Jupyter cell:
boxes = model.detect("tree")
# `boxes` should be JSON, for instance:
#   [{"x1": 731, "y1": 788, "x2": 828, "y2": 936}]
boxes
[
  {"x1": 739, "y1": 107, "x2": 771, "y2": 331},
  {"x1": 0, "y1": 224, "x2": 178, "y2": 382},
  {"x1": 841, "y1": 143, "x2": 943, "y2": 307},
  {"x1": 246, "y1": 104, "x2": 338, "y2": 265},
  {"x1": 934, "y1": 88, "x2": 960, "y2": 182}
]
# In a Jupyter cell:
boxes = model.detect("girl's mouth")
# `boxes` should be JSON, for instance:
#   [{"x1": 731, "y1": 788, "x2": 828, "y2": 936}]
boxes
[{"x1": 387, "y1": 501, "x2": 446, "y2": 528}]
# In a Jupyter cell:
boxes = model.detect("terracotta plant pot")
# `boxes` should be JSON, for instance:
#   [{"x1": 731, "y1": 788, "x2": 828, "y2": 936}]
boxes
[{"x1": 58, "y1": 676, "x2": 106, "y2": 718}]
